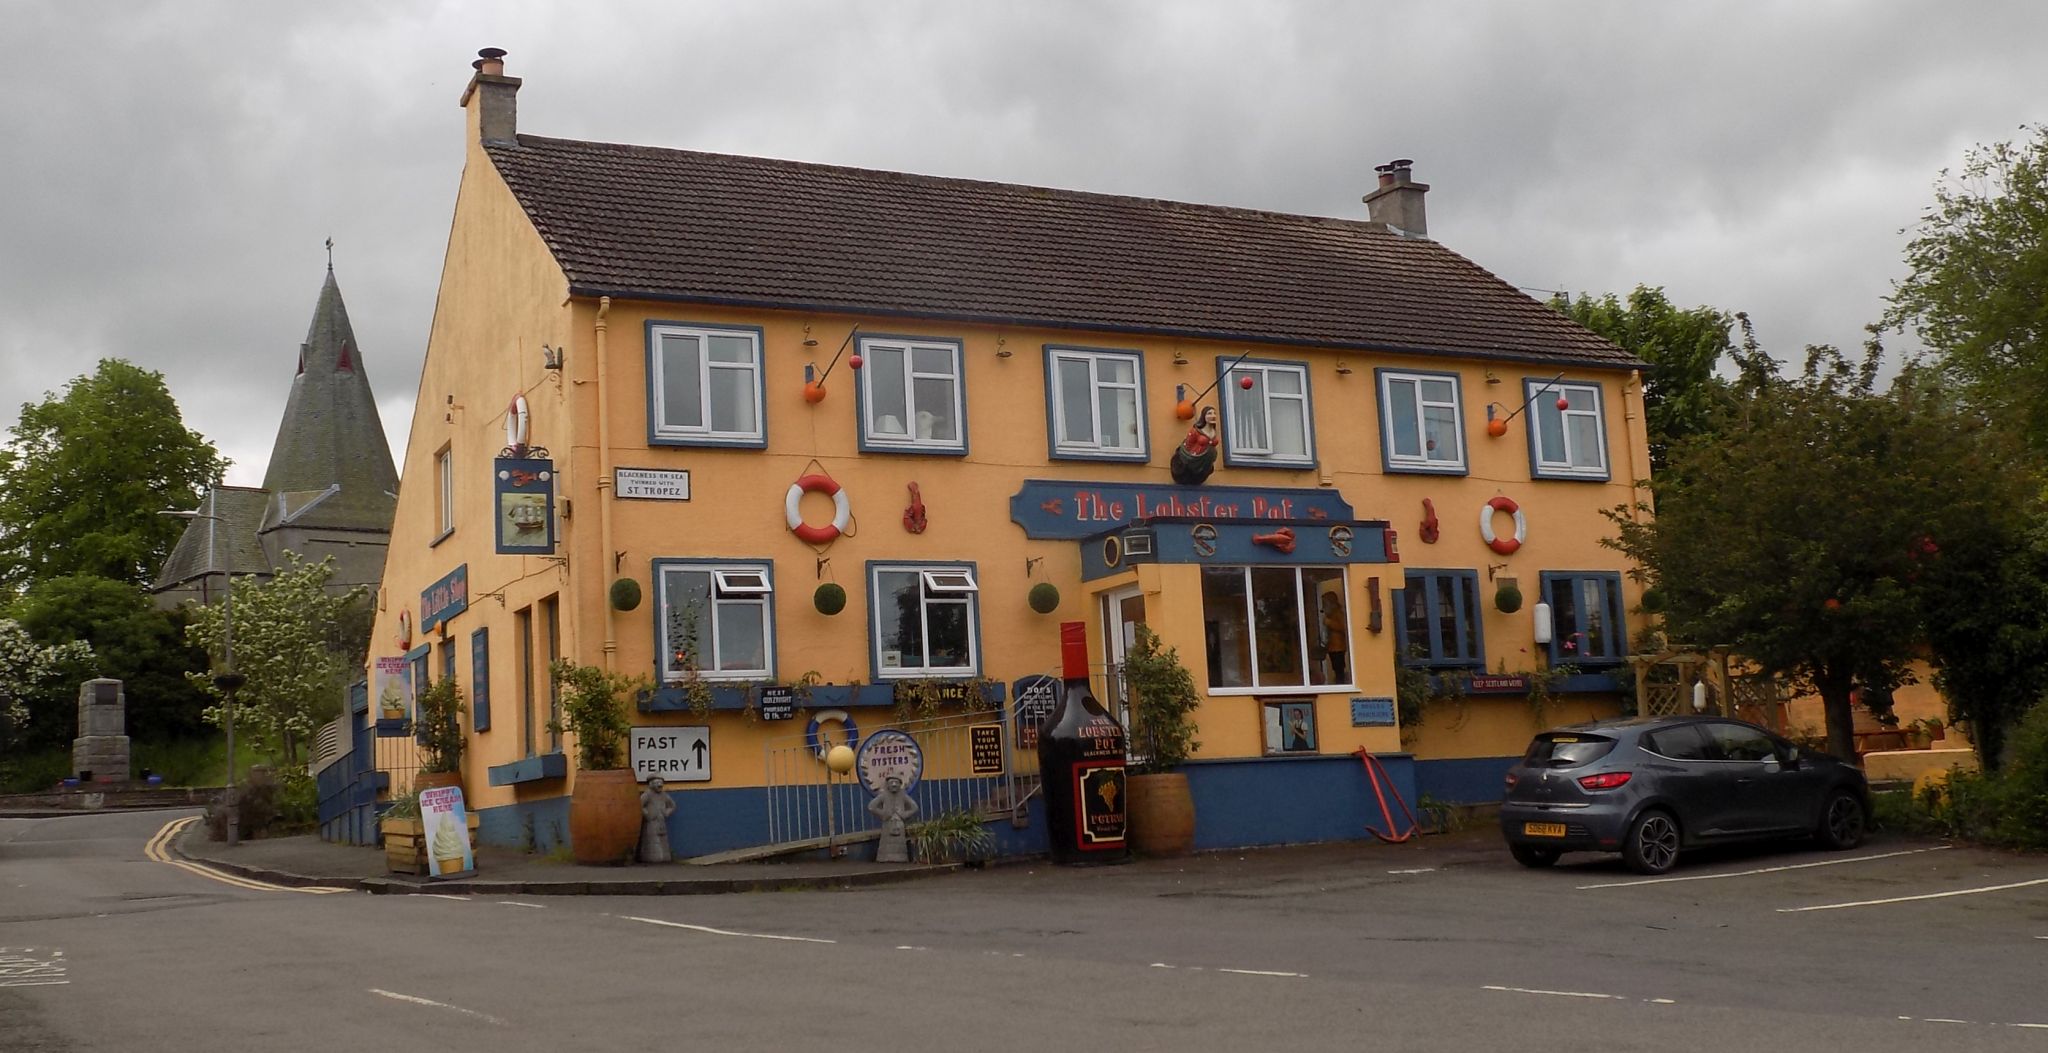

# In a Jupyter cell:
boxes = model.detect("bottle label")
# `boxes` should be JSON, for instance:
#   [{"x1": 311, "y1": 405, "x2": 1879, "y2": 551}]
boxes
[{"x1": 1073, "y1": 760, "x2": 1128, "y2": 848}]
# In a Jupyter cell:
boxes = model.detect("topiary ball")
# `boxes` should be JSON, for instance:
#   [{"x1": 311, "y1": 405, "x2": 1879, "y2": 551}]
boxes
[
  {"x1": 1640, "y1": 588, "x2": 1666, "y2": 613},
  {"x1": 814, "y1": 582, "x2": 847, "y2": 616},
  {"x1": 1028, "y1": 582, "x2": 1061, "y2": 614},
  {"x1": 1494, "y1": 582, "x2": 1523, "y2": 614},
  {"x1": 609, "y1": 577, "x2": 642, "y2": 612}
]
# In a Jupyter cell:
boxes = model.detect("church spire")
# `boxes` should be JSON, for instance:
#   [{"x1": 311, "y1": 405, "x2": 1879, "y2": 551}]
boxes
[{"x1": 259, "y1": 268, "x2": 399, "y2": 526}]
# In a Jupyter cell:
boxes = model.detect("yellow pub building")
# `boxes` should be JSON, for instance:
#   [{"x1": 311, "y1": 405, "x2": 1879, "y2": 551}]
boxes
[{"x1": 365, "y1": 50, "x2": 1650, "y2": 857}]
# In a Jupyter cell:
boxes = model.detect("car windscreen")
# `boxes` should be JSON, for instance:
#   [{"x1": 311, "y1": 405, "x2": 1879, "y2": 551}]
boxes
[{"x1": 1522, "y1": 732, "x2": 1617, "y2": 768}]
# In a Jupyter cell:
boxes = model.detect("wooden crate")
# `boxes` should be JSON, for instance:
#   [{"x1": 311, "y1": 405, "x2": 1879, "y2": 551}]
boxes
[{"x1": 381, "y1": 814, "x2": 481, "y2": 875}]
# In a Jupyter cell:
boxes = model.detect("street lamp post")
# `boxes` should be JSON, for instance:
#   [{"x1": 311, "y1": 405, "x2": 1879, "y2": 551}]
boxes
[{"x1": 162, "y1": 505, "x2": 240, "y2": 846}]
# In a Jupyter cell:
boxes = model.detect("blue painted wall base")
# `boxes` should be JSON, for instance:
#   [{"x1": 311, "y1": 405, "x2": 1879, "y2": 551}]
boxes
[{"x1": 1412, "y1": 756, "x2": 1517, "y2": 806}]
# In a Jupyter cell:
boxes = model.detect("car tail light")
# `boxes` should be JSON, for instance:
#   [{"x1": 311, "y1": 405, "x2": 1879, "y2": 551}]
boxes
[
  {"x1": 1504, "y1": 772, "x2": 1519, "y2": 790},
  {"x1": 1577, "y1": 771, "x2": 1633, "y2": 791}
]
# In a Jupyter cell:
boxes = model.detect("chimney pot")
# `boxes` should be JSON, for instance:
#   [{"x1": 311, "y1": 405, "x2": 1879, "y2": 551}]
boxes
[
  {"x1": 460, "y1": 47, "x2": 520, "y2": 143},
  {"x1": 1363, "y1": 158, "x2": 1430, "y2": 238},
  {"x1": 477, "y1": 47, "x2": 506, "y2": 76}
]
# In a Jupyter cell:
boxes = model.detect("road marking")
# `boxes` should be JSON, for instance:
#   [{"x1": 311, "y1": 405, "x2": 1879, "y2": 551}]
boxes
[
  {"x1": 419, "y1": 894, "x2": 472, "y2": 901},
  {"x1": 1484, "y1": 985, "x2": 1626, "y2": 1001},
  {"x1": 497, "y1": 901, "x2": 545, "y2": 909},
  {"x1": 143, "y1": 817, "x2": 350, "y2": 894},
  {"x1": 1217, "y1": 968, "x2": 1308, "y2": 978},
  {"x1": 1387, "y1": 867, "x2": 1436, "y2": 875},
  {"x1": 1577, "y1": 846, "x2": 1950, "y2": 890},
  {"x1": 368, "y1": 988, "x2": 506, "y2": 1025},
  {"x1": 2012, "y1": 1023, "x2": 2048, "y2": 1029},
  {"x1": 0, "y1": 949, "x2": 68, "y2": 988},
  {"x1": 1925, "y1": 1018, "x2": 1973, "y2": 1024},
  {"x1": 1778, "y1": 876, "x2": 2048, "y2": 912},
  {"x1": 617, "y1": 915, "x2": 835, "y2": 944},
  {"x1": 895, "y1": 945, "x2": 927, "y2": 951}
]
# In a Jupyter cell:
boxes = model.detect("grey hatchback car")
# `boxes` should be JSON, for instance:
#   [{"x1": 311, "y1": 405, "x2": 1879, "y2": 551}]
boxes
[{"x1": 1498, "y1": 715, "x2": 1870, "y2": 874}]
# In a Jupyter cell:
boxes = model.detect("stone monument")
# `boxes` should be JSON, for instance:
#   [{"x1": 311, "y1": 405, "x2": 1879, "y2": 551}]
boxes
[{"x1": 72, "y1": 678, "x2": 130, "y2": 783}]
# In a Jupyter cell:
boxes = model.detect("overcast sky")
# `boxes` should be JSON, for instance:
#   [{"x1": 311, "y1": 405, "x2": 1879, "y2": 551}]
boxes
[{"x1": 3, "y1": 1, "x2": 2042, "y2": 486}]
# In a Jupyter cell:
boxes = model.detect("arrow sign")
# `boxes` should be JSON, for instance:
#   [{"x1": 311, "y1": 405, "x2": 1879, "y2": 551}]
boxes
[
  {"x1": 631, "y1": 726, "x2": 711, "y2": 783},
  {"x1": 692, "y1": 739, "x2": 708, "y2": 769}
]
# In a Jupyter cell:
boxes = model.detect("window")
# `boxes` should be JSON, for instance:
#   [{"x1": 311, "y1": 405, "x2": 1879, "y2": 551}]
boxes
[
  {"x1": 469, "y1": 628, "x2": 491, "y2": 733},
  {"x1": 542, "y1": 595, "x2": 561, "y2": 753},
  {"x1": 859, "y1": 337, "x2": 965, "y2": 453},
  {"x1": 1047, "y1": 347, "x2": 1146, "y2": 459},
  {"x1": 515, "y1": 606, "x2": 534, "y2": 756},
  {"x1": 1378, "y1": 369, "x2": 1466, "y2": 474},
  {"x1": 1704, "y1": 722, "x2": 1778, "y2": 762},
  {"x1": 871, "y1": 563, "x2": 979, "y2": 677},
  {"x1": 1540, "y1": 571, "x2": 1625, "y2": 665},
  {"x1": 1221, "y1": 359, "x2": 1313, "y2": 466},
  {"x1": 1201, "y1": 566, "x2": 1349, "y2": 691},
  {"x1": 1397, "y1": 570, "x2": 1484, "y2": 668},
  {"x1": 649, "y1": 323, "x2": 766, "y2": 446},
  {"x1": 1526, "y1": 379, "x2": 1608, "y2": 479},
  {"x1": 1643, "y1": 724, "x2": 1711, "y2": 761},
  {"x1": 658, "y1": 562, "x2": 775, "y2": 681},
  {"x1": 434, "y1": 445, "x2": 454, "y2": 540}
]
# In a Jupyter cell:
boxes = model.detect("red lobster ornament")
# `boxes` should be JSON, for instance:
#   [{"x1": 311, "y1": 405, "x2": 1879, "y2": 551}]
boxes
[{"x1": 903, "y1": 482, "x2": 928, "y2": 534}]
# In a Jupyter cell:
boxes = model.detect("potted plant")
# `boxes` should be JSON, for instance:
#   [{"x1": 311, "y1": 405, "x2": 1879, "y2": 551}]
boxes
[
  {"x1": 1122, "y1": 625, "x2": 1201, "y2": 857},
  {"x1": 908, "y1": 809, "x2": 996, "y2": 866},
  {"x1": 1925, "y1": 716, "x2": 1947, "y2": 742},
  {"x1": 550, "y1": 661, "x2": 644, "y2": 866},
  {"x1": 414, "y1": 676, "x2": 467, "y2": 791}
]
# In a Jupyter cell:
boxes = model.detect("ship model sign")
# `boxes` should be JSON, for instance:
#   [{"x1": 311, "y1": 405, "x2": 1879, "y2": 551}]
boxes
[{"x1": 495, "y1": 393, "x2": 557, "y2": 555}]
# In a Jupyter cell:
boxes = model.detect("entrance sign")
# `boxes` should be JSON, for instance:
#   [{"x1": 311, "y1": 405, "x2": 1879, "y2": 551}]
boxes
[
  {"x1": 856, "y1": 729, "x2": 924, "y2": 795},
  {"x1": 631, "y1": 726, "x2": 711, "y2": 782},
  {"x1": 421, "y1": 786, "x2": 475, "y2": 878},
  {"x1": 616, "y1": 467, "x2": 691, "y2": 501}
]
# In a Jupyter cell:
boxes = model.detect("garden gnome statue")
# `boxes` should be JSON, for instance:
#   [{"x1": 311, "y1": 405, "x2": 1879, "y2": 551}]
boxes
[
  {"x1": 866, "y1": 773, "x2": 920, "y2": 863},
  {"x1": 638, "y1": 777, "x2": 676, "y2": 864}
]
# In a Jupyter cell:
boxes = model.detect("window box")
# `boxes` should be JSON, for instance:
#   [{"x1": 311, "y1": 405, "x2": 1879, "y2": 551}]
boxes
[
  {"x1": 1377, "y1": 368, "x2": 1467, "y2": 475},
  {"x1": 1200, "y1": 565, "x2": 1351, "y2": 692},
  {"x1": 647, "y1": 322, "x2": 767, "y2": 448},
  {"x1": 1525, "y1": 379, "x2": 1610, "y2": 480},
  {"x1": 1539, "y1": 571, "x2": 1626, "y2": 665},
  {"x1": 1220, "y1": 358, "x2": 1315, "y2": 468},
  {"x1": 1397, "y1": 570, "x2": 1485, "y2": 669},
  {"x1": 857, "y1": 336, "x2": 967, "y2": 454},
  {"x1": 1046, "y1": 346, "x2": 1148, "y2": 461},
  {"x1": 486, "y1": 752, "x2": 567, "y2": 786},
  {"x1": 870, "y1": 562, "x2": 980, "y2": 678},
  {"x1": 656, "y1": 560, "x2": 776, "y2": 681}
]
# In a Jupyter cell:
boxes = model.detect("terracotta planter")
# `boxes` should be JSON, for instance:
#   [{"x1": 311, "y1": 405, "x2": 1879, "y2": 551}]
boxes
[
  {"x1": 1127, "y1": 772, "x2": 1196, "y2": 857},
  {"x1": 569, "y1": 768, "x2": 641, "y2": 866},
  {"x1": 417, "y1": 770, "x2": 461, "y2": 791}
]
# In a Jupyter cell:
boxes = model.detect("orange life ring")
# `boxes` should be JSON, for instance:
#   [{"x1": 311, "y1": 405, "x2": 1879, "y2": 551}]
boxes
[
  {"x1": 786, "y1": 474, "x2": 851, "y2": 545},
  {"x1": 1479, "y1": 495, "x2": 1527, "y2": 556}
]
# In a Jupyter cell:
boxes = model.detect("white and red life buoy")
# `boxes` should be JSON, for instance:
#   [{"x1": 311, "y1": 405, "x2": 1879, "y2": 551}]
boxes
[
  {"x1": 786, "y1": 473, "x2": 851, "y2": 545},
  {"x1": 395, "y1": 609, "x2": 413, "y2": 650},
  {"x1": 506, "y1": 394, "x2": 530, "y2": 450},
  {"x1": 1479, "y1": 495, "x2": 1527, "y2": 556}
]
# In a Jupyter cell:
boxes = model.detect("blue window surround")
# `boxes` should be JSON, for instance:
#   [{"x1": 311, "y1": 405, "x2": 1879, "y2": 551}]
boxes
[
  {"x1": 1217, "y1": 356, "x2": 1317, "y2": 470},
  {"x1": 1042, "y1": 344, "x2": 1150, "y2": 463},
  {"x1": 1523, "y1": 377, "x2": 1612, "y2": 482},
  {"x1": 405, "y1": 643, "x2": 431, "y2": 691},
  {"x1": 649, "y1": 558, "x2": 778, "y2": 684},
  {"x1": 470, "y1": 628, "x2": 491, "y2": 733},
  {"x1": 853, "y1": 334, "x2": 969, "y2": 456},
  {"x1": 1395, "y1": 569, "x2": 1486, "y2": 669},
  {"x1": 440, "y1": 638, "x2": 457, "y2": 684},
  {"x1": 643, "y1": 320, "x2": 770, "y2": 449},
  {"x1": 865, "y1": 560, "x2": 984, "y2": 682},
  {"x1": 1375, "y1": 366, "x2": 1469, "y2": 476},
  {"x1": 1539, "y1": 571, "x2": 1627, "y2": 666}
]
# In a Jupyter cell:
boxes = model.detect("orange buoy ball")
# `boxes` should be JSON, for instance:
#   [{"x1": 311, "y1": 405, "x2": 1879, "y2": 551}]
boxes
[
  {"x1": 1824, "y1": 597, "x2": 1843, "y2": 610},
  {"x1": 802, "y1": 381, "x2": 827, "y2": 404},
  {"x1": 1486, "y1": 418, "x2": 1507, "y2": 438},
  {"x1": 1239, "y1": 375, "x2": 1255, "y2": 389},
  {"x1": 1175, "y1": 400, "x2": 1196, "y2": 421},
  {"x1": 848, "y1": 354, "x2": 864, "y2": 370}
]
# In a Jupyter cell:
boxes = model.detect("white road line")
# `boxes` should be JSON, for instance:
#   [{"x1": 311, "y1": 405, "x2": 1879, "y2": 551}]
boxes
[
  {"x1": 418, "y1": 894, "x2": 472, "y2": 901},
  {"x1": 1778, "y1": 876, "x2": 2048, "y2": 913},
  {"x1": 1925, "y1": 1018, "x2": 1973, "y2": 1024},
  {"x1": 618, "y1": 915, "x2": 836, "y2": 944},
  {"x1": 497, "y1": 901, "x2": 545, "y2": 909},
  {"x1": 2012, "y1": 1023, "x2": 2048, "y2": 1029},
  {"x1": 1217, "y1": 968, "x2": 1308, "y2": 978},
  {"x1": 1387, "y1": 867, "x2": 1436, "y2": 875},
  {"x1": 368, "y1": 988, "x2": 506, "y2": 1025},
  {"x1": 1483, "y1": 985, "x2": 1626, "y2": 1001},
  {"x1": 1577, "y1": 847, "x2": 1951, "y2": 890},
  {"x1": 894, "y1": 945, "x2": 927, "y2": 951},
  {"x1": 0, "y1": 979, "x2": 71, "y2": 988}
]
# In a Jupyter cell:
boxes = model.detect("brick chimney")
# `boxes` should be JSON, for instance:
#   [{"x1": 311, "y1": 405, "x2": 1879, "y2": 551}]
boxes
[
  {"x1": 1362, "y1": 158, "x2": 1429, "y2": 238},
  {"x1": 459, "y1": 47, "x2": 520, "y2": 144}
]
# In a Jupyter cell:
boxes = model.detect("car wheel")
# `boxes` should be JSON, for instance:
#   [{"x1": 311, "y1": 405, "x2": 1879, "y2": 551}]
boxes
[
  {"x1": 1816, "y1": 789, "x2": 1867, "y2": 850},
  {"x1": 1622, "y1": 809, "x2": 1680, "y2": 875},
  {"x1": 1510, "y1": 843, "x2": 1561, "y2": 869}
]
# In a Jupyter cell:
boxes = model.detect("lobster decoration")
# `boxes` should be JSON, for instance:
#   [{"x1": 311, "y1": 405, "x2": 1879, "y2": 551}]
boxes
[
  {"x1": 1251, "y1": 526, "x2": 1297, "y2": 554},
  {"x1": 1419, "y1": 498, "x2": 1441, "y2": 544},
  {"x1": 903, "y1": 482, "x2": 928, "y2": 534}
]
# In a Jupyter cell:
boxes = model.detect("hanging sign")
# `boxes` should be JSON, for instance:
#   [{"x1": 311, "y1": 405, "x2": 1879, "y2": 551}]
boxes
[
  {"x1": 420, "y1": 564, "x2": 468, "y2": 633},
  {"x1": 1008, "y1": 479, "x2": 1354, "y2": 540},
  {"x1": 494, "y1": 457, "x2": 556, "y2": 555},
  {"x1": 421, "y1": 785, "x2": 475, "y2": 879},
  {"x1": 616, "y1": 467, "x2": 691, "y2": 501}
]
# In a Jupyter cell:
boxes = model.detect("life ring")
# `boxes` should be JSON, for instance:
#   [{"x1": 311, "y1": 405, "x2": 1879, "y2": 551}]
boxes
[
  {"x1": 395, "y1": 609, "x2": 413, "y2": 650},
  {"x1": 805, "y1": 709, "x2": 860, "y2": 763},
  {"x1": 506, "y1": 394, "x2": 529, "y2": 450},
  {"x1": 785, "y1": 474, "x2": 851, "y2": 545},
  {"x1": 1479, "y1": 495, "x2": 1527, "y2": 556}
]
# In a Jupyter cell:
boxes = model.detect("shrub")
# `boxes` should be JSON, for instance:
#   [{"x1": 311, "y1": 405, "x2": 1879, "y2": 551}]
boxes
[
  {"x1": 1123, "y1": 626, "x2": 1199, "y2": 774},
  {"x1": 414, "y1": 676, "x2": 467, "y2": 774},
  {"x1": 908, "y1": 809, "x2": 995, "y2": 865},
  {"x1": 548, "y1": 661, "x2": 640, "y2": 770},
  {"x1": 203, "y1": 766, "x2": 282, "y2": 840}
]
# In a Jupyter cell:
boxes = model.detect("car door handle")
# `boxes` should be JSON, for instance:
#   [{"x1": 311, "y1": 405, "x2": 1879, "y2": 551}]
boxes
[{"x1": 1735, "y1": 777, "x2": 1754, "y2": 786}]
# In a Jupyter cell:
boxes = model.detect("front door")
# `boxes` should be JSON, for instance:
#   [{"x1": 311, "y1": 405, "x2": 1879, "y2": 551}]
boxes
[{"x1": 1100, "y1": 586, "x2": 1146, "y2": 729}]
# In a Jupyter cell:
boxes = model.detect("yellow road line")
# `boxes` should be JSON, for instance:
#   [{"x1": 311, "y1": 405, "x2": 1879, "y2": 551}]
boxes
[{"x1": 146, "y1": 816, "x2": 351, "y2": 894}]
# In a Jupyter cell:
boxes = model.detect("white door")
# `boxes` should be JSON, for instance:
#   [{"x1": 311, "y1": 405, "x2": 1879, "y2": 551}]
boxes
[{"x1": 1099, "y1": 586, "x2": 1146, "y2": 728}]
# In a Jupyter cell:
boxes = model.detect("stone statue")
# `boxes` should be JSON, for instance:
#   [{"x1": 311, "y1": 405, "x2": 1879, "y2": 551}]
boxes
[
  {"x1": 638, "y1": 777, "x2": 676, "y2": 864},
  {"x1": 866, "y1": 774, "x2": 920, "y2": 863},
  {"x1": 1169, "y1": 405, "x2": 1221, "y2": 486}
]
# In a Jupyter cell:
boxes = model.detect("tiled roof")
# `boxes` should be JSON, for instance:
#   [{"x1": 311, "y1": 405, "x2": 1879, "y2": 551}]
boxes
[
  {"x1": 152, "y1": 486, "x2": 272, "y2": 590},
  {"x1": 484, "y1": 136, "x2": 1640, "y2": 369},
  {"x1": 261, "y1": 271, "x2": 399, "y2": 533}
]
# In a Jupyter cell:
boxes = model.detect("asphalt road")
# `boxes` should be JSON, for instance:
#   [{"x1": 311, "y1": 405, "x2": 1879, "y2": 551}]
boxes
[{"x1": 4, "y1": 810, "x2": 2046, "y2": 1052}]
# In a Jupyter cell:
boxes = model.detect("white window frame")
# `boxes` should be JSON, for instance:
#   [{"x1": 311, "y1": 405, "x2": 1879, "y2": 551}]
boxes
[
  {"x1": 1048, "y1": 347, "x2": 1146, "y2": 458},
  {"x1": 870, "y1": 564, "x2": 980, "y2": 679},
  {"x1": 1379, "y1": 369, "x2": 1467, "y2": 473},
  {"x1": 649, "y1": 324, "x2": 766, "y2": 445},
  {"x1": 1222, "y1": 360, "x2": 1314, "y2": 466},
  {"x1": 658, "y1": 562, "x2": 775, "y2": 682},
  {"x1": 858, "y1": 337, "x2": 966, "y2": 452},
  {"x1": 434, "y1": 445, "x2": 455, "y2": 539},
  {"x1": 1526, "y1": 379, "x2": 1609, "y2": 480},
  {"x1": 1202, "y1": 565, "x2": 1353, "y2": 695}
]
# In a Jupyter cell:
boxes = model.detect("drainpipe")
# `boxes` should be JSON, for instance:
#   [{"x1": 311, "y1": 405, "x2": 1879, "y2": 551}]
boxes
[
  {"x1": 1623, "y1": 370, "x2": 1647, "y2": 523},
  {"x1": 596, "y1": 296, "x2": 617, "y2": 671}
]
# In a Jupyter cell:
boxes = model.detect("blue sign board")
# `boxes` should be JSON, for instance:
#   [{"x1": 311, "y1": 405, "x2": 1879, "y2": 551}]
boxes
[
  {"x1": 1009, "y1": 479, "x2": 1354, "y2": 540},
  {"x1": 1351, "y1": 697, "x2": 1397, "y2": 727},
  {"x1": 420, "y1": 564, "x2": 468, "y2": 633}
]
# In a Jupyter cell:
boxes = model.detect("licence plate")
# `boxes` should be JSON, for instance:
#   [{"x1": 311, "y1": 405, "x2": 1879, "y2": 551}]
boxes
[{"x1": 1523, "y1": 822, "x2": 1567, "y2": 838}]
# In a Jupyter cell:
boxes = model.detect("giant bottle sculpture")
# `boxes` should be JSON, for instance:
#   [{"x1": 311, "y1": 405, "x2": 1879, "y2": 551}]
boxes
[{"x1": 1038, "y1": 622, "x2": 1131, "y2": 865}]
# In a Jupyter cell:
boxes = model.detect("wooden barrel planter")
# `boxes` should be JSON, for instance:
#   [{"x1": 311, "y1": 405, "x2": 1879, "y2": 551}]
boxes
[
  {"x1": 416, "y1": 770, "x2": 461, "y2": 792},
  {"x1": 1127, "y1": 772, "x2": 1196, "y2": 857},
  {"x1": 569, "y1": 768, "x2": 641, "y2": 865}
]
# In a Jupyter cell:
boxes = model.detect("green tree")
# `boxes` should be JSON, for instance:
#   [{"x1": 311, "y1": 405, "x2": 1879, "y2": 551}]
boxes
[
  {"x1": 0, "y1": 618, "x2": 93, "y2": 754},
  {"x1": 8, "y1": 575, "x2": 213, "y2": 744},
  {"x1": 1605, "y1": 338, "x2": 2031, "y2": 761},
  {"x1": 1888, "y1": 126, "x2": 2048, "y2": 452},
  {"x1": 183, "y1": 553, "x2": 366, "y2": 764},
  {"x1": 1551, "y1": 286, "x2": 1740, "y2": 479},
  {"x1": 0, "y1": 359, "x2": 227, "y2": 593}
]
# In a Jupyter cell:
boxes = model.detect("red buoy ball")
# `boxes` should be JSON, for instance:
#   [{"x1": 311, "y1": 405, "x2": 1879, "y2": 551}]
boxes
[
  {"x1": 1556, "y1": 397, "x2": 1570, "y2": 411},
  {"x1": 1239, "y1": 375, "x2": 1255, "y2": 389},
  {"x1": 848, "y1": 354, "x2": 864, "y2": 370}
]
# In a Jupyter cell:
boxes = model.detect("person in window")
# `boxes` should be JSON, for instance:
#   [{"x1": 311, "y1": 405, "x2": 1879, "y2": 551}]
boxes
[
  {"x1": 1171, "y1": 405, "x2": 1220, "y2": 485},
  {"x1": 1321, "y1": 593, "x2": 1348, "y2": 681}
]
